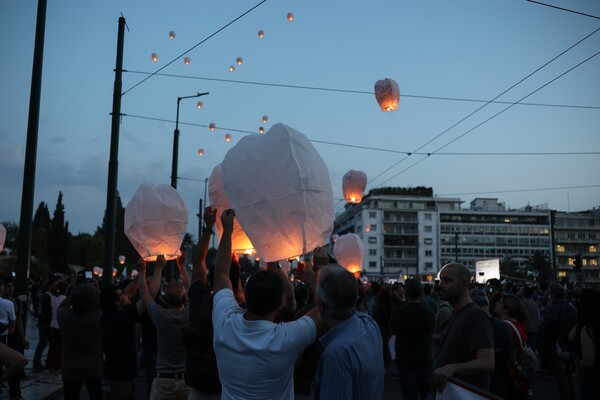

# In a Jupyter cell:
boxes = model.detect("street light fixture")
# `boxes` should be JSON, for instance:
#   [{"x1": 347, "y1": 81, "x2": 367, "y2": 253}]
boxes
[{"x1": 171, "y1": 92, "x2": 209, "y2": 189}]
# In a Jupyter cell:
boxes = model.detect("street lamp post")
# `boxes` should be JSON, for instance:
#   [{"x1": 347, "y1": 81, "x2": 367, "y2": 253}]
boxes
[{"x1": 171, "y1": 92, "x2": 209, "y2": 189}]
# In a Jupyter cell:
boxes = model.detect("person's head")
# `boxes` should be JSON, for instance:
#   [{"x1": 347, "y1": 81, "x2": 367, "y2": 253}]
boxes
[
  {"x1": 423, "y1": 283, "x2": 432, "y2": 297},
  {"x1": 495, "y1": 293, "x2": 528, "y2": 326},
  {"x1": 208, "y1": 258, "x2": 242, "y2": 294},
  {"x1": 48, "y1": 276, "x2": 61, "y2": 292},
  {"x1": 56, "y1": 281, "x2": 68, "y2": 296},
  {"x1": 438, "y1": 263, "x2": 471, "y2": 306},
  {"x1": 70, "y1": 284, "x2": 98, "y2": 314},
  {"x1": 522, "y1": 285, "x2": 534, "y2": 299},
  {"x1": 549, "y1": 283, "x2": 566, "y2": 302},
  {"x1": 100, "y1": 285, "x2": 131, "y2": 313},
  {"x1": 244, "y1": 270, "x2": 284, "y2": 317},
  {"x1": 165, "y1": 281, "x2": 185, "y2": 308},
  {"x1": 316, "y1": 265, "x2": 358, "y2": 323},
  {"x1": 404, "y1": 279, "x2": 422, "y2": 301},
  {"x1": 2, "y1": 276, "x2": 15, "y2": 297}
]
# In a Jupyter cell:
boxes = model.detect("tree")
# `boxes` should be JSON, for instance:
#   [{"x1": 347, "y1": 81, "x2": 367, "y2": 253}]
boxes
[
  {"x1": 32, "y1": 202, "x2": 51, "y2": 232},
  {"x1": 97, "y1": 192, "x2": 139, "y2": 266},
  {"x1": 525, "y1": 250, "x2": 552, "y2": 282},
  {"x1": 48, "y1": 192, "x2": 69, "y2": 273},
  {"x1": 500, "y1": 257, "x2": 525, "y2": 280}
]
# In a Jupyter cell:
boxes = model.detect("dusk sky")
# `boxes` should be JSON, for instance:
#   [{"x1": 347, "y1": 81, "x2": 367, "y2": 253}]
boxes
[{"x1": 1, "y1": 0, "x2": 599, "y2": 236}]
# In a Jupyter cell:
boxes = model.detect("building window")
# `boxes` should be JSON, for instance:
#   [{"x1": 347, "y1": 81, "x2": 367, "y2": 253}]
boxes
[
  {"x1": 557, "y1": 245, "x2": 565, "y2": 253},
  {"x1": 590, "y1": 259, "x2": 598, "y2": 266},
  {"x1": 558, "y1": 271, "x2": 567, "y2": 277},
  {"x1": 425, "y1": 262, "x2": 433, "y2": 270},
  {"x1": 424, "y1": 238, "x2": 433, "y2": 245},
  {"x1": 424, "y1": 226, "x2": 432, "y2": 233},
  {"x1": 369, "y1": 261, "x2": 377, "y2": 268},
  {"x1": 369, "y1": 212, "x2": 376, "y2": 218},
  {"x1": 425, "y1": 250, "x2": 433, "y2": 257},
  {"x1": 424, "y1": 213, "x2": 432, "y2": 220},
  {"x1": 368, "y1": 237, "x2": 377, "y2": 244},
  {"x1": 590, "y1": 245, "x2": 597, "y2": 253},
  {"x1": 369, "y1": 249, "x2": 377, "y2": 256},
  {"x1": 370, "y1": 224, "x2": 377, "y2": 232}
]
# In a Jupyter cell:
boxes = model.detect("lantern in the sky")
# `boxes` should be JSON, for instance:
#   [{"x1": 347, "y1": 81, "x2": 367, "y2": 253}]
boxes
[
  {"x1": 374, "y1": 77, "x2": 400, "y2": 112},
  {"x1": 184, "y1": 57, "x2": 191, "y2": 65},
  {"x1": 225, "y1": 133, "x2": 232, "y2": 142},
  {"x1": 124, "y1": 182, "x2": 189, "y2": 261},
  {"x1": 259, "y1": 127, "x2": 264, "y2": 134},
  {"x1": 258, "y1": 30, "x2": 264, "y2": 39},
  {"x1": 197, "y1": 101, "x2": 203, "y2": 109},
  {"x1": 0, "y1": 224, "x2": 6, "y2": 252},
  {"x1": 169, "y1": 31, "x2": 176, "y2": 39},
  {"x1": 333, "y1": 233, "x2": 364, "y2": 277},
  {"x1": 331, "y1": 234, "x2": 339, "y2": 243},
  {"x1": 221, "y1": 123, "x2": 334, "y2": 261},
  {"x1": 208, "y1": 164, "x2": 255, "y2": 254},
  {"x1": 236, "y1": 57, "x2": 243, "y2": 65},
  {"x1": 151, "y1": 53, "x2": 158, "y2": 62},
  {"x1": 262, "y1": 115, "x2": 268, "y2": 124},
  {"x1": 118, "y1": 255, "x2": 126, "y2": 265},
  {"x1": 112, "y1": 268, "x2": 118, "y2": 277},
  {"x1": 209, "y1": 123, "x2": 215, "y2": 131},
  {"x1": 229, "y1": 65, "x2": 235, "y2": 72},
  {"x1": 198, "y1": 148, "x2": 204, "y2": 156},
  {"x1": 93, "y1": 266, "x2": 101, "y2": 276},
  {"x1": 342, "y1": 169, "x2": 368, "y2": 203},
  {"x1": 287, "y1": 12, "x2": 294, "y2": 21},
  {"x1": 131, "y1": 269, "x2": 139, "y2": 278}
]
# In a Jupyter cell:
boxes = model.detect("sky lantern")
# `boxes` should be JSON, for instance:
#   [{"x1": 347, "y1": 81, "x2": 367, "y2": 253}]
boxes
[
  {"x1": 225, "y1": 133, "x2": 232, "y2": 142},
  {"x1": 258, "y1": 30, "x2": 264, "y2": 39},
  {"x1": 131, "y1": 269, "x2": 139, "y2": 278},
  {"x1": 93, "y1": 266, "x2": 101, "y2": 276},
  {"x1": 151, "y1": 53, "x2": 158, "y2": 62},
  {"x1": 331, "y1": 233, "x2": 339, "y2": 243},
  {"x1": 198, "y1": 148, "x2": 204, "y2": 156},
  {"x1": 262, "y1": 115, "x2": 268, "y2": 124},
  {"x1": 0, "y1": 224, "x2": 6, "y2": 252},
  {"x1": 229, "y1": 65, "x2": 235, "y2": 72},
  {"x1": 209, "y1": 123, "x2": 215, "y2": 131},
  {"x1": 221, "y1": 123, "x2": 334, "y2": 261},
  {"x1": 342, "y1": 169, "x2": 367, "y2": 203},
  {"x1": 169, "y1": 31, "x2": 176, "y2": 39},
  {"x1": 208, "y1": 164, "x2": 254, "y2": 254},
  {"x1": 287, "y1": 12, "x2": 294, "y2": 21},
  {"x1": 197, "y1": 101, "x2": 203, "y2": 109},
  {"x1": 333, "y1": 233, "x2": 364, "y2": 277},
  {"x1": 374, "y1": 77, "x2": 400, "y2": 112},
  {"x1": 259, "y1": 127, "x2": 264, "y2": 134},
  {"x1": 236, "y1": 57, "x2": 243, "y2": 65},
  {"x1": 124, "y1": 182, "x2": 188, "y2": 261},
  {"x1": 118, "y1": 255, "x2": 126, "y2": 265},
  {"x1": 184, "y1": 57, "x2": 191, "y2": 65}
]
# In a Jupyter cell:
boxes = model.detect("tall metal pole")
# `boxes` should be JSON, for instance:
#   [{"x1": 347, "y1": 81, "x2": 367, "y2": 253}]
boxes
[
  {"x1": 16, "y1": 0, "x2": 47, "y2": 334},
  {"x1": 102, "y1": 16, "x2": 126, "y2": 288},
  {"x1": 549, "y1": 209, "x2": 557, "y2": 282}
]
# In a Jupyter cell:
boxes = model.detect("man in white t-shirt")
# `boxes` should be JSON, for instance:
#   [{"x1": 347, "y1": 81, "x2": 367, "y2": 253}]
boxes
[
  {"x1": 212, "y1": 210, "x2": 319, "y2": 400},
  {"x1": 0, "y1": 278, "x2": 16, "y2": 344}
]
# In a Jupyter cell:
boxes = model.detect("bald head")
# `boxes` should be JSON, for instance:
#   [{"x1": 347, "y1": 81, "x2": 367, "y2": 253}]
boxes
[
  {"x1": 441, "y1": 263, "x2": 472, "y2": 286},
  {"x1": 438, "y1": 263, "x2": 472, "y2": 308}
]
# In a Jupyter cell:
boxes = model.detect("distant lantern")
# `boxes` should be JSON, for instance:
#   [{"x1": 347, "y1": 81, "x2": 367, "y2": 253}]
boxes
[
  {"x1": 236, "y1": 57, "x2": 243, "y2": 65},
  {"x1": 198, "y1": 148, "x2": 204, "y2": 156},
  {"x1": 342, "y1": 169, "x2": 368, "y2": 203},
  {"x1": 113, "y1": 268, "x2": 118, "y2": 277},
  {"x1": 118, "y1": 255, "x2": 126, "y2": 265},
  {"x1": 259, "y1": 127, "x2": 264, "y2": 134},
  {"x1": 374, "y1": 77, "x2": 400, "y2": 112},
  {"x1": 169, "y1": 31, "x2": 176, "y2": 39},
  {"x1": 258, "y1": 30, "x2": 264, "y2": 39},
  {"x1": 225, "y1": 133, "x2": 232, "y2": 142},
  {"x1": 184, "y1": 57, "x2": 191, "y2": 65},
  {"x1": 333, "y1": 233, "x2": 364, "y2": 276},
  {"x1": 262, "y1": 115, "x2": 268, "y2": 124},
  {"x1": 0, "y1": 223, "x2": 6, "y2": 252},
  {"x1": 131, "y1": 269, "x2": 139, "y2": 278},
  {"x1": 93, "y1": 266, "x2": 101, "y2": 276},
  {"x1": 229, "y1": 65, "x2": 235, "y2": 72},
  {"x1": 287, "y1": 12, "x2": 294, "y2": 21},
  {"x1": 197, "y1": 101, "x2": 203, "y2": 109},
  {"x1": 209, "y1": 123, "x2": 215, "y2": 131},
  {"x1": 151, "y1": 53, "x2": 158, "y2": 62},
  {"x1": 331, "y1": 234, "x2": 339, "y2": 243}
]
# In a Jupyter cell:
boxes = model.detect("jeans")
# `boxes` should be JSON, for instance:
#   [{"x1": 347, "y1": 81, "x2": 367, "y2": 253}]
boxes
[
  {"x1": 396, "y1": 362, "x2": 432, "y2": 400},
  {"x1": 63, "y1": 379, "x2": 103, "y2": 400},
  {"x1": 150, "y1": 377, "x2": 190, "y2": 400},
  {"x1": 103, "y1": 380, "x2": 136, "y2": 400},
  {"x1": 33, "y1": 324, "x2": 49, "y2": 369}
]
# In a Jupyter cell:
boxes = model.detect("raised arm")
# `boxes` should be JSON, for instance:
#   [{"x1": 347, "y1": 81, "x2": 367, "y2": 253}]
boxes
[
  {"x1": 137, "y1": 257, "x2": 154, "y2": 305},
  {"x1": 177, "y1": 251, "x2": 190, "y2": 293},
  {"x1": 135, "y1": 258, "x2": 148, "y2": 315},
  {"x1": 267, "y1": 261, "x2": 296, "y2": 314},
  {"x1": 148, "y1": 256, "x2": 166, "y2": 298},
  {"x1": 213, "y1": 209, "x2": 235, "y2": 293},
  {"x1": 192, "y1": 207, "x2": 216, "y2": 284}
]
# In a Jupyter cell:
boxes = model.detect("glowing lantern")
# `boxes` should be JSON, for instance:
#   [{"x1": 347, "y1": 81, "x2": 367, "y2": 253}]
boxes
[
  {"x1": 287, "y1": 12, "x2": 294, "y2": 21},
  {"x1": 221, "y1": 123, "x2": 334, "y2": 261},
  {"x1": 124, "y1": 182, "x2": 188, "y2": 261},
  {"x1": 225, "y1": 133, "x2": 232, "y2": 142},
  {"x1": 229, "y1": 65, "x2": 235, "y2": 72},
  {"x1": 113, "y1": 268, "x2": 118, "y2": 277},
  {"x1": 279, "y1": 259, "x2": 291, "y2": 275},
  {"x1": 184, "y1": 57, "x2": 191, "y2": 65},
  {"x1": 374, "y1": 77, "x2": 400, "y2": 112},
  {"x1": 197, "y1": 101, "x2": 203, "y2": 109},
  {"x1": 169, "y1": 31, "x2": 176, "y2": 39},
  {"x1": 259, "y1": 127, "x2": 264, "y2": 134},
  {"x1": 131, "y1": 269, "x2": 139, "y2": 278},
  {"x1": 342, "y1": 169, "x2": 367, "y2": 203},
  {"x1": 331, "y1": 234, "x2": 339, "y2": 243},
  {"x1": 118, "y1": 255, "x2": 126, "y2": 265},
  {"x1": 151, "y1": 53, "x2": 158, "y2": 62},
  {"x1": 93, "y1": 266, "x2": 101, "y2": 276},
  {"x1": 198, "y1": 148, "x2": 204, "y2": 156},
  {"x1": 208, "y1": 164, "x2": 254, "y2": 254},
  {"x1": 209, "y1": 123, "x2": 215, "y2": 131},
  {"x1": 236, "y1": 57, "x2": 243, "y2": 65},
  {"x1": 262, "y1": 116, "x2": 268, "y2": 124},
  {"x1": 258, "y1": 30, "x2": 264, "y2": 39},
  {"x1": 333, "y1": 233, "x2": 364, "y2": 275},
  {"x1": 0, "y1": 224, "x2": 6, "y2": 252}
]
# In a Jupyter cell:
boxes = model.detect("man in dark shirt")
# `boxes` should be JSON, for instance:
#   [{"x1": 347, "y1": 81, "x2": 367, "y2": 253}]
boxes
[{"x1": 432, "y1": 263, "x2": 494, "y2": 394}]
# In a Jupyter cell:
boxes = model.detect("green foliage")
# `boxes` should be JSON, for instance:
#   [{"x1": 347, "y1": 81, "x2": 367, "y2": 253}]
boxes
[
  {"x1": 525, "y1": 250, "x2": 552, "y2": 281},
  {"x1": 69, "y1": 234, "x2": 103, "y2": 267},
  {"x1": 500, "y1": 257, "x2": 526, "y2": 280},
  {"x1": 31, "y1": 227, "x2": 49, "y2": 260}
]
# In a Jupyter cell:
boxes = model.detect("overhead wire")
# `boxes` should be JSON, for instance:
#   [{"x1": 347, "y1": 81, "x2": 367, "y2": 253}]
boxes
[
  {"x1": 439, "y1": 184, "x2": 600, "y2": 197},
  {"x1": 527, "y1": 0, "x2": 600, "y2": 20}
]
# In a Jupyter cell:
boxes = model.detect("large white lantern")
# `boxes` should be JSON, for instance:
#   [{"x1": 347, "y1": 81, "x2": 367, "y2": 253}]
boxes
[
  {"x1": 333, "y1": 233, "x2": 364, "y2": 276},
  {"x1": 209, "y1": 164, "x2": 255, "y2": 254},
  {"x1": 124, "y1": 182, "x2": 188, "y2": 261},
  {"x1": 221, "y1": 123, "x2": 334, "y2": 261},
  {"x1": 342, "y1": 170, "x2": 367, "y2": 203},
  {"x1": 374, "y1": 77, "x2": 400, "y2": 112},
  {"x1": 0, "y1": 224, "x2": 6, "y2": 252}
]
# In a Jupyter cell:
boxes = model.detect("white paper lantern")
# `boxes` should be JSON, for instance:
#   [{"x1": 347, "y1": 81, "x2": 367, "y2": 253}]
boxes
[
  {"x1": 258, "y1": 30, "x2": 264, "y2": 39},
  {"x1": 221, "y1": 122, "x2": 334, "y2": 261},
  {"x1": 374, "y1": 77, "x2": 400, "y2": 112},
  {"x1": 124, "y1": 182, "x2": 188, "y2": 261},
  {"x1": 0, "y1": 224, "x2": 6, "y2": 252},
  {"x1": 169, "y1": 31, "x2": 176, "y2": 40},
  {"x1": 184, "y1": 57, "x2": 191, "y2": 65},
  {"x1": 333, "y1": 233, "x2": 364, "y2": 275},
  {"x1": 208, "y1": 164, "x2": 254, "y2": 254},
  {"x1": 93, "y1": 266, "x2": 101, "y2": 275},
  {"x1": 131, "y1": 269, "x2": 139, "y2": 278},
  {"x1": 236, "y1": 57, "x2": 243, "y2": 65},
  {"x1": 342, "y1": 169, "x2": 367, "y2": 203},
  {"x1": 118, "y1": 255, "x2": 126, "y2": 265},
  {"x1": 331, "y1": 234, "x2": 339, "y2": 243},
  {"x1": 279, "y1": 259, "x2": 291, "y2": 275},
  {"x1": 151, "y1": 53, "x2": 158, "y2": 62},
  {"x1": 113, "y1": 268, "x2": 118, "y2": 277}
]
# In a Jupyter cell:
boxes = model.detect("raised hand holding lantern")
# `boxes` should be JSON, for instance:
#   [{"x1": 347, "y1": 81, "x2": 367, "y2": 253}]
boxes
[
  {"x1": 333, "y1": 233, "x2": 364, "y2": 277},
  {"x1": 342, "y1": 169, "x2": 367, "y2": 203},
  {"x1": 374, "y1": 77, "x2": 400, "y2": 112},
  {"x1": 124, "y1": 182, "x2": 188, "y2": 261}
]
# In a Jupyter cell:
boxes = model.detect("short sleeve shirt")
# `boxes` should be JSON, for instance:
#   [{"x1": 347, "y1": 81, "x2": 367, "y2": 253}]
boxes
[{"x1": 147, "y1": 301, "x2": 189, "y2": 373}]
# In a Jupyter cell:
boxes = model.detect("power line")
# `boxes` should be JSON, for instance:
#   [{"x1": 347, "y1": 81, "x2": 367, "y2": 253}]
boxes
[
  {"x1": 439, "y1": 184, "x2": 600, "y2": 197},
  {"x1": 527, "y1": 0, "x2": 600, "y2": 19},
  {"x1": 124, "y1": 70, "x2": 600, "y2": 110},
  {"x1": 121, "y1": 0, "x2": 268, "y2": 96}
]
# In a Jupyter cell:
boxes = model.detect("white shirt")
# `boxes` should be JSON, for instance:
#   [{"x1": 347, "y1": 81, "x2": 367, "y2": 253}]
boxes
[
  {"x1": 212, "y1": 289, "x2": 316, "y2": 400},
  {"x1": 0, "y1": 297, "x2": 16, "y2": 337},
  {"x1": 50, "y1": 294, "x2": 65, "y2": 329}
]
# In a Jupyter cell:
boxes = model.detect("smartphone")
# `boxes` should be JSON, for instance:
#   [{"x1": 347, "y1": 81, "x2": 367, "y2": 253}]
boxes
[{"x1": 85, "y1": 271, "x2": 93, "y2": 279}]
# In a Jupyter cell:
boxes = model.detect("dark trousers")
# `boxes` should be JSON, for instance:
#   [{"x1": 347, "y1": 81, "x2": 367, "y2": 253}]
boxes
[
  {"x1": 396, "y1": 362, "x2": 432, "y2": 400},
  {"x1": 47, "y1": 327, "x2": 62, "y2": 371},
  {"x1": 33, "y1": 324, "x2": 50, "y2": 369},
  {"x1": 6, "y1": 333, "x2": 24, "y2": 398},
  {"x1": 63, "y1": 379, "x2": 103, "y2": 400}
]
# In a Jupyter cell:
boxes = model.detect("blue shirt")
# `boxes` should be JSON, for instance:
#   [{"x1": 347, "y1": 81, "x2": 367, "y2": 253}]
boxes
[{"x1": 313, "y1": 312, "x2": 385, "y2": 399}]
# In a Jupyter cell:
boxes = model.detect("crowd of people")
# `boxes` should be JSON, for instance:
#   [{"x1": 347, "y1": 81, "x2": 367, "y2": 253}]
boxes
[{"x1": 0, "y1": 207, "x2": 599, "y2": 400}]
